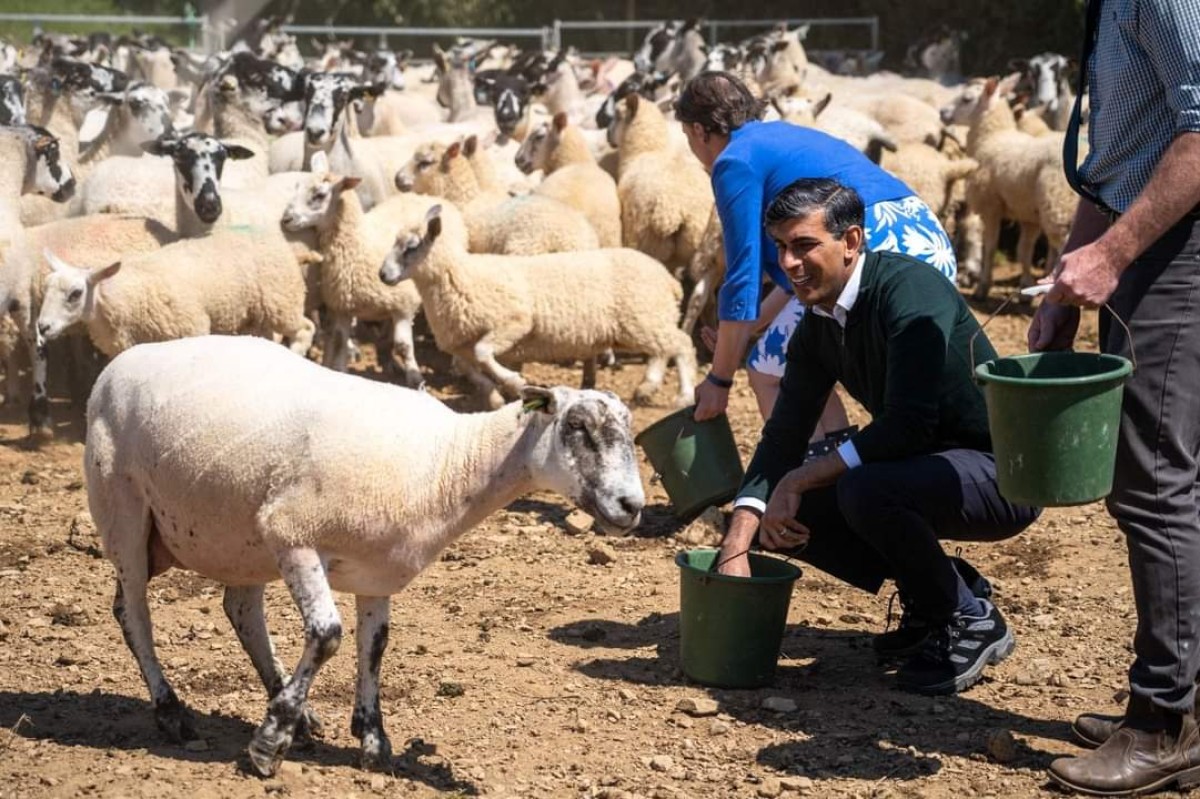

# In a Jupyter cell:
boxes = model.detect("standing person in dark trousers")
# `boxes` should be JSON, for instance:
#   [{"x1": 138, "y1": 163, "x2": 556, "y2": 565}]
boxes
[
  {"x1": 716, "y1": 178, "x2": 1040, "y2": 695},
  {"x1": 1036, "y1": 0, "x2": 1200, "y2": 794}
]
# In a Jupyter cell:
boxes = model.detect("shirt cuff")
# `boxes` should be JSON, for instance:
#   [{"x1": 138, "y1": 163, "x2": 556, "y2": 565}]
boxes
[
  {"x1": 732, "y1": 496, "x2": 766, "y2": 514},
  {"x1": 837, "y1": 439, "x2": 862, "y2": 469}
]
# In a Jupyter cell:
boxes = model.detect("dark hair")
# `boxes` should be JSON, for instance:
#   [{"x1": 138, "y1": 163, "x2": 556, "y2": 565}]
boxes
[
  {"x1": 764, "y1": 178, "x2": 865, "y2": 239},
  {"x1": 674, "y1": 72, "x2": 766, "y2": 135}
]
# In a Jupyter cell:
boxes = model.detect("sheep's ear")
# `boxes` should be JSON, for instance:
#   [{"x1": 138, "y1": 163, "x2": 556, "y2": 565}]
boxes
[
  {"x1": 310, "y1": 149, "x2": 330, "y2": 174},
  {"x1": 552, "y1": 111, "x2": 568, "y2": 132},
  {"x1": 338, "y1": 175, "x2": 363, "y2": 191},
  {"x1": 814, "y1": 92, "x2": 833, "y2": 118},
  {"x1": 983, "y1": 77, "x2": 999, "y2": 97},
  {"x1": 520, "y1": 385, "x2": 557, "y2": 414},
  {"x1": 43, "y1": 248, "x2": 75, "y2": 273},
  {"x1": 94, "y1": 91, "x2": 124, "y2": 105},
  {"x1": 793, "y1": 24, "x2": 811, "y2": 40},
  {"x1": 624, "y1": 93, "x2": 639, "y2": 114},
  {"x1": 444, "y1": 140, "x2": 462, "y2": 161},
  {"x1": 463, "y1": 134, "x2": 478, "y2": 157},
  {"x1": 424, "y1": 204, "x2": 443, "y2": 240},
  {"x1": 87, "y1": 261, "x2": 121, "y2": 285},
  {"x1": 141, "y1": 136, "x2": 178, "y2": 157},
  {"x1": 223, "y1": 143, "x2": 255, "y2": 160}
]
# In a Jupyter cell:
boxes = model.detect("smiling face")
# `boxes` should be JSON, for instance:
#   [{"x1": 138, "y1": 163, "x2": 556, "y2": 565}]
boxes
[{"x1": 767, "y1": 208, "x2": 863, "y2": 311}]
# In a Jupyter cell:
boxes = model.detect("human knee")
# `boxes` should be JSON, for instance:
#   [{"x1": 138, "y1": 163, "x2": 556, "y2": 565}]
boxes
[{"x1": 835, "y1": 469, "x2": 897, "y2": 530}]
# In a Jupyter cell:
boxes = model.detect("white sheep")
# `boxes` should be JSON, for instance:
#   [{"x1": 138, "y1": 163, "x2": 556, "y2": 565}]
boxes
[
  {"x1": 947, "y1": 76, "x2": 1078, "y2": 297},
  {"x1": 280, "y1": 168, "x2": 424, "y2": 384},
  {"x1": 397, "y1": 139, "x2": 600, "y2": 255},
  {"x1": 514, "y1": 113, "x2": 622, "y2": 248},
  {"x1": 85, "y1": 333, "x2": 644, "y2": 775},
  {"x1": 607, "y1": 93, "x2": 712, "y2": 273},
  {"x1": 36, "y1": 238, "x2": 314, "y2": 358},
  {"x1": 379, "y1": 201, "x2": 697, "y2": 408}
]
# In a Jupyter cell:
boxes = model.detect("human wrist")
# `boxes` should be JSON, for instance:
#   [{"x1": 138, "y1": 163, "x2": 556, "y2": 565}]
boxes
[{"x1": 705, "y1": 371, "x2": 734, "y2": 389}]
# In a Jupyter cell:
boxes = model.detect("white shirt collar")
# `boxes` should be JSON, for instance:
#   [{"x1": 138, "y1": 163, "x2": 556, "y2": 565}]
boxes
[{"x1": 810, "y1": 252, "x2": 866, "y2": 328}]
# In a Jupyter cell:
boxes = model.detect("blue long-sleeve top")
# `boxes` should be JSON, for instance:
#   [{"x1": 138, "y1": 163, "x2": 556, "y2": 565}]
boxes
[{"x1": 714, "y1": 120, "x2": 914, "y2": 321}]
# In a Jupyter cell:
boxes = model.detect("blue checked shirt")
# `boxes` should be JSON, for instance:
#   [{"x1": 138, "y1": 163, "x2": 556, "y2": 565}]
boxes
[{"x1": 1078, "y1": 0, "x2": 1200, "y2": 212}]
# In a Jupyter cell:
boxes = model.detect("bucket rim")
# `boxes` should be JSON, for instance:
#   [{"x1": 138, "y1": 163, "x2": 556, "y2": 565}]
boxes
[
  {"x1": 634, "y1": 405, "x2": 699, "y2": 446},
  {"x1": 975, "y1": 352, "x2": 1133, "y2": 387},
  {"x1": 674, "y1": 549, "x2": 802, "y2": 584}
]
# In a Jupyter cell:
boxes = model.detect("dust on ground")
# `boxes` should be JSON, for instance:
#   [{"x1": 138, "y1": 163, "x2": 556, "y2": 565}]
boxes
[{"x1": 0, "y1": 269, "x2": 1137, "y2": 798}]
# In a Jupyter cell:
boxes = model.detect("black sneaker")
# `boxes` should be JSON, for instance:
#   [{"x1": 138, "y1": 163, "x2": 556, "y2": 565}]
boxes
[
  {"x1": 873, "y1": 556, "x2": 993, "y2": 662},
  {"x1": 895, "y1": 599, "x2": 1015, "y2": 695},
  {"x1": 873, "y1": 591, "x2": 933, "y2": 661}
]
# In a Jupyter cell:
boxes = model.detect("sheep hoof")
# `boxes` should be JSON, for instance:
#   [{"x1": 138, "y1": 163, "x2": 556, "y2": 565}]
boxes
[
  {"x1": 27, "y1": 424, "x2": 54, "y2": 447},
  {"x1": 246, "y1": 729, "x2": 292, "y2": 778},
  {"x1": 293, "y1": 706, "x2": 325, "y2": 746},
  {"x1": 403, "y1": 369, "x2": 424, "y2": 389},
  {"x1": 154, "y1": 695, "x2": 198, "y2": 744},
  {"x1": 359, "y1": 732, "x2": 393, "y2": 771},
  {"x1": 632, "y1": 386, "x2": 657, "y2": 406}
]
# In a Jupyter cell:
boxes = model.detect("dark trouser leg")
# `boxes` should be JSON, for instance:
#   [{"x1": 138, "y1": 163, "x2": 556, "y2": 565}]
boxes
[
  {"x1": 1102, "y1": 230, "x2": 1200, "y2": 717},
  {"x1": 790, "y1": 449, "x2": 1040, "y2": 619}
]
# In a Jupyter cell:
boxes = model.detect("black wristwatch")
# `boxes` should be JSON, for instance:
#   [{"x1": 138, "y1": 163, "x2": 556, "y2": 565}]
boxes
[{"x1": 705, "y1": 372, "x2": 734, "y2": 389}]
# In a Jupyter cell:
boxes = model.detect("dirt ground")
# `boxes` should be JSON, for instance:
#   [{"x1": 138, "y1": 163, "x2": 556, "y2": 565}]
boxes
[{"x1": 0, "y1": 269, "x2": 1142, "y2": 799}]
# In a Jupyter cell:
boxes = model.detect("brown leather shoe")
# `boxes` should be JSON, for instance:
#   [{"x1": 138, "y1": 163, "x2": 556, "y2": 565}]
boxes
[
  {"x1": 1049, "y1": 711, "x2": 1200, "y2": 796},
  {"x1": 1072, "y1": 713, "x2": 1123, "y2": 749},
  {"x1": 1072, "y1": 693, "x2": 1200, "y2": 750}
]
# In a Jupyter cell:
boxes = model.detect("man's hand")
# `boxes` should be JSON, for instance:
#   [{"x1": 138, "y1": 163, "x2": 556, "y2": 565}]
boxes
[
  {"x1": 1028, "y1": 301, "x2": 1082, "y2": 352},
  {"x1": 1046, "y1": 240, "x2": 1123, "y2": 309},
  {"x1": 760, "y1": 470, "x2": 810, "y2": 550},
  {"x1": 693, "y1": 378, "x2": 730, "y2": 421}
]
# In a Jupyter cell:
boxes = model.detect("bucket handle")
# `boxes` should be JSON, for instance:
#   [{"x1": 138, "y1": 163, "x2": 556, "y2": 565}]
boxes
[
  {"x1": 968, "y1": 290, "x2": 1137, "y2": 377},
  {"x1": 708, "y1": 542, "x2": 806, "y2": 575}
]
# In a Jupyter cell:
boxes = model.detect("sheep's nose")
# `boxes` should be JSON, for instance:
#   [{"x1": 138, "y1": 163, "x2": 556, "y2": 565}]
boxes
[
  {"x1": 52, "y1": 176, "x2": 76, "y2": 202},
  {"x1": 36, "y1": 322, "x2": 51, "y2": 338},
  {"x1": 618, "y1": 494, "x2": 644, "y2": 518}
]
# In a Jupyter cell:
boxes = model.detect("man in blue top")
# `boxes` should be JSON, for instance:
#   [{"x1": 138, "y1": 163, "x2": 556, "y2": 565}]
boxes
[
  {"x1": 676, "y1": 72, "x2": 957, "y2": 425},
  {"x1": 1033, "y1": 0, "x2": 1200, "y2": 793}
]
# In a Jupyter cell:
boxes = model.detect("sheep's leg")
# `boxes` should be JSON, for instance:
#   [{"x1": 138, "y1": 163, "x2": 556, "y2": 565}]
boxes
[
  {"x1": 108, "y1": 489, "x2": 196, "y2": 742},
  {"x1": 681, "y1": 272, "x2": 712, "y2": 335},
  {"x1": 1015, "y1": 222, "x2": 1040, "y2": 292},
  {"x1": 582, "y1": 357, "x2": 597, "y2": 389},
  {"x1": 27, "y1": 330, "x2": 52, "y2": 442},
  {"x1": 3, "y1": 346, "x2": 23, "y2": 407},
  {"x1": 321, "y1": 315, "x2": 353, "y2": 372},
  {"x1": 351, "y1": 595, "x2": 392, "y2": 770},
  {"x1": 222, "y1": 585, "x2": 323, "y2": 744},
  {"x1": 633, "y1": 356, "x2": 667, "y2": 405},
  {"x1": 973, "y1": 212, "x2": 1003, "y2": 301},
  {"x1": 282, "y1": 316, "x2": 315, "y2": 358},
  {"x1": 671, "y1": 333, "x2": 699, "y2": 408},
  {"x1": 473, "y1": 337, "x2": 525, "y2": 399},
  {"x1": 247, "y1": 548, "x2": 342, "y2": 778},
  {"x1": 455, "y1": 353, "x2": 505, "y2": 410},
  {"x1": 392, "y1": 317, "x2": 424, "y2": 389}
]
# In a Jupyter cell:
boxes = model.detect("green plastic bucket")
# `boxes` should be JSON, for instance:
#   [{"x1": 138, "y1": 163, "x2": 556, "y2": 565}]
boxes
[
  {"x1": 635, "y1": 407, "x2": 745, "y2": 519},
  {"x1": 675, "y1": 549, "x2": 802, "y2": 689},
  {"x1": 975, "y1": 352, "x2": 1132, "y2": 507}
]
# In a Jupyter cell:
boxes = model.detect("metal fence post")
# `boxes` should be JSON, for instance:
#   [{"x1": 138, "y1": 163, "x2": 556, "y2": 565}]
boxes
[
  {"x1": 553, "y1": 19, "x2": 562, "y2": 51},
  {"x1": 707, "y1": 20, "x2": 718, "y2": 46},
  {"x1": 870, "y1": 16, "x2": 879, "y2": 52}
]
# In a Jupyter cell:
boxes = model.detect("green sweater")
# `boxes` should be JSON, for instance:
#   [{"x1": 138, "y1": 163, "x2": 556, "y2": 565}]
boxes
[{"x1": 738, "y1": 250, "x2": 997, "y2": 506}]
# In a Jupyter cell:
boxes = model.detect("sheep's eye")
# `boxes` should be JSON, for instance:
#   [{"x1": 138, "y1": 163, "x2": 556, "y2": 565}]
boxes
[{"x1": 67, "y1": 288, "x2": 83, "y2": 303}]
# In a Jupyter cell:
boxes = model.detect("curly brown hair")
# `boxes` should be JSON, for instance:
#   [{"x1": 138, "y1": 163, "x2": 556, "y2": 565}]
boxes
[{"x1": 674, "y1": 72, "x2": 766, "y2": 135}]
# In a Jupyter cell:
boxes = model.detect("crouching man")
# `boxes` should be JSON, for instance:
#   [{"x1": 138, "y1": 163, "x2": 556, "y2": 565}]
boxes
[{"x1": 717, "y1": 178, "x2": 1041, "y2": 695}]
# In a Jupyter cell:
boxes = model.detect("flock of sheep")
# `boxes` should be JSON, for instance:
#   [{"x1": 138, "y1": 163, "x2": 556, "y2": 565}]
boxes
[
  {"x1": 0, "y1": 21, "x2": 1082, "y2": 440},
  {"x1": 0, "y1": 18, "x2": 1086, "y2": 776}
]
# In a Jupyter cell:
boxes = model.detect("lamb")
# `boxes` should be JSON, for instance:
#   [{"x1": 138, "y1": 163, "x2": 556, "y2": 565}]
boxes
[
  {"x1": 379, "y1": 201, "x2": 697, "y2": 408},
  {"x1": 280, "y1": 169, "x2": 425, "y2": 384},
  {"x1": 36, "y1": 239, "x2": 315, "y2": 358},
  {"x1": 514, "y1": 113, "x2": 622, "y2": 247},
  {"x1": 950, "y1": 76, "x2": 1078, "y2": 297},
  {"x1": 870, "y1": 140, "x2": 979, "y2": 223},
  {"x1": 397, "y1": 140, "x2": 600, "y2": 255},
  {"x1": 606, "y1": 94, "x2": 712, "y2": 273},
  {"x1": 84, "y1": 334, "x2": 644, "y2": 775},
  {"x1": 771, "y1": 91, "x2": 899, "y2": 157}
]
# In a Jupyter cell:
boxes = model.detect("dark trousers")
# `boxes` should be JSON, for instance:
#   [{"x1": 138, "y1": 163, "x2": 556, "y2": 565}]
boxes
[
  {"x1": 1102, "y1": 217, "x2": 1200, "y2": 715},
  {"x1": 783, "y1": 449, "x2": 1040, "y2": 620}
]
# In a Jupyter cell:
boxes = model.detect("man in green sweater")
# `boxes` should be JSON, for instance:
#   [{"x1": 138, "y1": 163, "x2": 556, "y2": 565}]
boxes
[{"x1": 716, "y1": 178, "x2": 1041, "y2": 695}]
